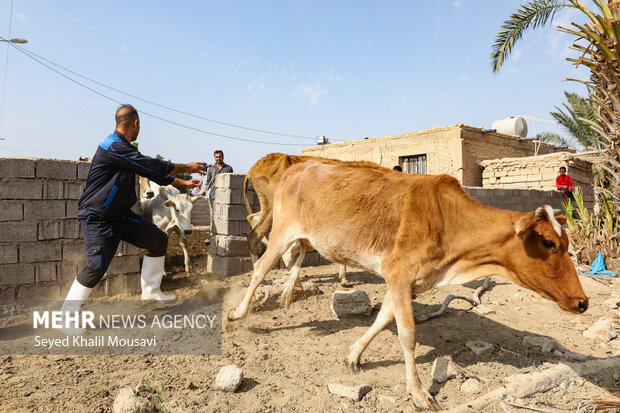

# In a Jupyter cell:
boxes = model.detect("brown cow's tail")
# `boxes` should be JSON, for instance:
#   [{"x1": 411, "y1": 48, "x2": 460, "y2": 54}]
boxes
[{"x1": 243, "y1": 173, "x2": 253, "y2": 214}]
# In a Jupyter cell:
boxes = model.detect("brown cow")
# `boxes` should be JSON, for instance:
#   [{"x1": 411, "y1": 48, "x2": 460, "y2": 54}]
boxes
[
  {"x1": 243, "y1": 153, "x2": 377, "y2": 287},
  {"x1": 229, "y1": 161, "x2": 588, "y2": 410}
]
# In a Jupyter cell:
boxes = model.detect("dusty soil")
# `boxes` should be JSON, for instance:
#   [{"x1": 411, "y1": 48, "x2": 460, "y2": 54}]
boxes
[{"x1": 1, "y1": 232, "x2": 619, "y2": 412}]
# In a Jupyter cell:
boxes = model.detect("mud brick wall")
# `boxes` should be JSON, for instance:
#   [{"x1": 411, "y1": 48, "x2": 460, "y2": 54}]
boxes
[
  {"x1": 480, "y1": 152, "x2": 594, "y2": 209},
  {"x1": 465, "y1": 187, "x2": 563, "y2": 212},
  {"x1": 0, "y1": 157, "x2": 141, "y2": 300},
  {"x1": 207, "y1": 173, "x2": 331, "y2": 277}
]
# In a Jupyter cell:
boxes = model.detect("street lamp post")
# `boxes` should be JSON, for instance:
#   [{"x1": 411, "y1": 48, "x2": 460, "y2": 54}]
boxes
[{"x1": 0, "y1": 38, "x2": 27, "y2": 44}]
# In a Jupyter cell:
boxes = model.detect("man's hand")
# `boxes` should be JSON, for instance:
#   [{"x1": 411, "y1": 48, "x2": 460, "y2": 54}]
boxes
[
  {"x1": 171, "y1": 162, "x2": 207, "y2": 175},
  {"x1": 172, "y1": 178, "x2": 202, "y2": 189}
]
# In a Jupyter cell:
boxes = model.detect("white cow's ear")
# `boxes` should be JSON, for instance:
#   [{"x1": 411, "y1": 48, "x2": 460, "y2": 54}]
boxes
[{"x1": 164, "y1": 199, "x2": 176, "y2": 208}]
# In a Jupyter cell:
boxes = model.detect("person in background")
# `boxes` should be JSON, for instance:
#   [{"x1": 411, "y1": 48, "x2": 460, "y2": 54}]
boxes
[
  {"x1": 192, "y1": 150, "x2": 233, "y2": 217},
  {"x1": 556, "y1": 166, "x2": 575, "y2": 202},
  {"x1": 393, "y1": 165, "x2": 403, "y2": 172}
]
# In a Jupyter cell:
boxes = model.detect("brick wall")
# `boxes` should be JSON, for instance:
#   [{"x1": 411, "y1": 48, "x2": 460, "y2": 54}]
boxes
[
  {"x1": 465, "y1": 187, "x2": 564, "y2": 212},
  {"x1": 480, "y1": 152, "x2": 594, "y2": 209},
  {"x1": 0, "y1": 157, "x2": 141, "y2": 300}
]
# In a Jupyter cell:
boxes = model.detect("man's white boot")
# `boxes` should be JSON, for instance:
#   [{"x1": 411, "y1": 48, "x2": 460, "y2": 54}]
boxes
[
  {"x1": 141, "y1": 256, "x2": 176, "y2": 301},
  {"x1": 60, "y1": 278, "x2": 93, "y2": 335}
]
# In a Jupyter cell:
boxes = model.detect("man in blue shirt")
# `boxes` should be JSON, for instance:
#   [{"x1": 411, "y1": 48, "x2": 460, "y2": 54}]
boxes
[{"x1": 62, "y1": 104, "x2": 206, "y2": 318}]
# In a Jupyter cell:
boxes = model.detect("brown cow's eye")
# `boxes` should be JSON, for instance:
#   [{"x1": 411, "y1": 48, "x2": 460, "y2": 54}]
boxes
[{"x1": 542, "y1": 239, "x2": 556, "y2": 251}]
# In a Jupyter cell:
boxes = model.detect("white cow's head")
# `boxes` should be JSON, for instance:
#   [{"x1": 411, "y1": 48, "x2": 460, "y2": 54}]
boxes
[{"x1": 163, "y1": 194, "x2": 203, "y2": 234}]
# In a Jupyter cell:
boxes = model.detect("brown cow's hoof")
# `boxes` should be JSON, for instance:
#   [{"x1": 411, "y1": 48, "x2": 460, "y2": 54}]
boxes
[
  {"x1": 343, "y1": 358, "x2": 362, "y2": 374},
  {"x1": 411, "y1": 392, "x2": 440, "y2": 411},
  {"x1": 227, "y1": 308, "x2": 241, "y2": 321}
]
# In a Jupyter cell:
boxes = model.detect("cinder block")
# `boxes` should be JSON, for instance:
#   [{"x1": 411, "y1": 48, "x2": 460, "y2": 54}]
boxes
[
  {"x1": 20, "y1": 242, "x2": 62, "y2": 262},
  {"x1": 57, "y1": 262, "x2": 78, "y2": 281},
  {"x1": 241, "y1": 257, "x2": 254, "y2": 273},
  {"x1": 0, "y1": 179, "x2": 42, "y2": 200},
  {"x1": 35, "y1": 263, "x2": 57, "y2": 282},
  {"x1": 124, "y1": 272, "x2": 141, "y2": 294},
  {"x1": 211, "y1": 219, "x2": 240, "y2": 236},
  {"x1": 239, "y1": 220, "x2": 251, "y2": 235},
  {"x1": 120, "y1": 242, "x2": 140, "y2": 256},
  {"x1": 214, "y1": 188, "x2": 243, "y2": 205},
  {"x1": 103, "y1": 273, "x2": 125, "y2": 296},
  {"x1": 62, "y1": 241, "x2": 86, "y2": 261},
  {"x1": 214, "y1": 173, "x2": 245, "y2": 190},
  {"x1": 207, "y1": 255, "x2": 243, "y2": 277},
  {"x1": 214, "y1": 235, "x2": 250, "y2": 257},
  {"x1": 214, "y1": 204, "x2": 249, "y2": 221},
  {"x1": 24, "y1": 200, "x2": 65, "y2": 220},
  {"x1": 0, "y1": 158, "x2": 36, "y2": 178},
  {"x1": 0, "y1": 263, "x2": 35, "y2": 285},
  {"x1": 106, "y1": 255, "x2": 140, "y2": 275},
  {"x1": 0, "y1": 221, "x2": 38, "y2": 242},
  {"x1": 302, "y1": 251, "x2": 320, "y2": 267},
  {"x1": 43, "y1": 180, "x2": 64, "y2": 199},
  {"x1": 38, "y1": 220, "x2": 63, "y2": 240},
  {"x1": 0, "y1": 201, "x2": 23, "y2": 221},
  {"x1": 63, "y1": 219, "x2": 82, "y2": 239},
  {"x1": 66, "y1": 200, "x2": 79, "y2": 218},
  {"x1": 36, "y1": 159, "x2": 77, "y2": 179},
  {"x1": 17, "y1": 283, "x2": 63, "y2": 300},
  {"x1": 64, "y1": 182, "x2": 84, "y2": 199},
  {"x1": 0, "y1": 287, "x2": 15, "y2": 300},
  {"x1": 0, "y1": 244, "x2": 18, "y2": 264},
  {"x1": 77, "y1": 161, "x2": 91, "y2": 180}
]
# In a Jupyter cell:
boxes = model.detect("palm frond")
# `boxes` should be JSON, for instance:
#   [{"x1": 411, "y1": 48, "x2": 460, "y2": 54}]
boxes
[{"x1": 491, "y1": 0, "x2": 574, "y2": 73}]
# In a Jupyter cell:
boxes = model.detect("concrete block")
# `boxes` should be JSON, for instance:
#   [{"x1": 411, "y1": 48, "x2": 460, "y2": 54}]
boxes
[
  {"x1": 0, "y1": 201, "x2": 23, "y2": 221},
  {"x1": 0, "y1": 263, "x2": 35, "y2": 285},
  {"x1": 331, "y1": 290, "x2": 371, "y2": 317},
  {"x1": 17, "y1": 283, "x2": 63, "y2": 300},
  {"x1": 103, "y1": 273, "x2": 126, "y2": 296},
  {"x1": 239, "y1": 220, "x2": 251, "y2": 235},
  {"x1": 57, "y1": 262, "x2": 78, "y2": 281},
  {"x1": 241, "y1": 256, "x2": 254, "y2": 273},
  {"x1": 124, "y1": 272, "x2": 141, "y2": 294},
  {"x1": 24, "y1": 200, "x2": 66, "y2": 220},
  {"x1": 214, "y1": 188, "x2": 243, "y2": 205},
  {"x1": 207, "y1": 255, "x2": 243, "y2": 277},
  {"x1": 35, "y1": 263, "x2": 57, "y2": 282},
  {"x1": 20, "y1": 242, "x2": 62, "y2": 262},
  {"x1": 62, "y1": 241, "x2": 86, "y2": 261},
  {"x1": 36, "y1": 159, "x2": 77, "y2": 179},
  {"x1": 66, "y1": 200, "x2": 79, "y2": 218},
  {"x1": 0, "y1": 158, "x2": 36, "y2": 178},
  {"x1": 77, "y1": 161, "x2": 91, "y2": 180},
  {"x1": 64, "y1": 182, "x2": 84, "y2": 199},
  {"x1": 211, "y1": 219, "x2": 240, "y2": 236},
  {"x1": 121, "y1": 241, "x2": 140, "y2": 256},
  {"x1": 215, "y1": 173, "x2": 245, "y2": 190},
  {"x1": 214, "y1": 204, "x2": 249, "y2": 221},
  {"x1": 43, "y1": 180, "x2": 64, "y2": 199},
  {"x1": 214, "y1": 234, "x2": 250, "y2": 257},
  {"x1": 0, "y1": 244, "x2": 18, "y2": 264},
  {"x1": 0, "y1": 179, "x2": 42, "y2": 200},
  {"x1": 0, "y1": 287, "x2": 15, "y2": 300},
  {"x1": 106, "y1": 255, "x2": 140, "y2": 275},
  {"x1": 63, "y1": 219, "x2": 82, "y2": 239},
  {"x1": 302, "y1": 251, "x2": 320, "y2": 267},
  {"x1": 38, "y1": 220, "x2": 63, "y2": 240},
  {"x1": 0, "y1": 221, "x2": 38, "y2": 242}
]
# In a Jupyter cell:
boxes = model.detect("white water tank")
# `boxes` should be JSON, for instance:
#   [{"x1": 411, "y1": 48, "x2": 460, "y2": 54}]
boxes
[{"x1": 491, "y1": 117, "x2": 528, "y2": 138}]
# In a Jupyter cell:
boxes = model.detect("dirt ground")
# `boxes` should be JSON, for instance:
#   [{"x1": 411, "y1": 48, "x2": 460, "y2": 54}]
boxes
[{"x1": 1, "y1": 232, "x2": 619, "y2": 412}]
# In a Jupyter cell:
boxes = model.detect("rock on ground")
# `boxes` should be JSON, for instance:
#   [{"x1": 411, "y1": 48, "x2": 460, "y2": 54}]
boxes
[
  {"x1": 460, "y1": 378, "x2": 484, "y2": 393},
  {"x1": 112, "y1": 387, "x2": 143, "y2": 413},
  {"x1": 216, "y1": 365, "x2": 244, "y2": 392},
  {"x1": 583, "y1": 317, "x2": 617, "y2": 342},
  {"x1": 330, "y1": 290, "x2": 371, "y2": 317},
  {"x1": 328, "y1": 381, "x2": 372, "y2": 401},
  {"x1": 466, "y1": 340, "x2": 495, "y2": 355}
]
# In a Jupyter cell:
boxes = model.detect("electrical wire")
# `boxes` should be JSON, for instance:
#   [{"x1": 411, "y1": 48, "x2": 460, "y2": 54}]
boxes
[
  {"x1": 7, "y1": 43, "x2": 309, "y2": 146},
  {"x1": 12, "y1": 44, "x2": 319, "y2": 140}
]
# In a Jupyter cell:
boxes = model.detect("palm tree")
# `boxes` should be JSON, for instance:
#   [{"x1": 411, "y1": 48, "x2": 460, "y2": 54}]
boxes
[
  {"x1": 492, "y1": 0, "x2": 620, "y2": 204},
  {"x1": 537, "y1": 91, "x2": 601, "y2": 150}
]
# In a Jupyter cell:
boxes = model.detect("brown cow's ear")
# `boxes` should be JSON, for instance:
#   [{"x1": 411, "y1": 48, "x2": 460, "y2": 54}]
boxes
[
  {"x1": 555, "y1": 215, "x2": 567, "y2": 226},
  {"x1": 515, "y1": 214, "x2": 536, "y2": 238}
]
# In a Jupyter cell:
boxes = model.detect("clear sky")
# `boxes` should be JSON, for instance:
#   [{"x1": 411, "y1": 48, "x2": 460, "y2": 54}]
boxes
[{"x1": 0, "y1": 0, "x2": 592, "y2": 172}]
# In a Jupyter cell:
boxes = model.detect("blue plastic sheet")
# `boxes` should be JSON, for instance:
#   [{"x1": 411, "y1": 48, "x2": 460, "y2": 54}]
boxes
[{"x1": 586, "y1": 251, "x2": 617, "y2": 277}]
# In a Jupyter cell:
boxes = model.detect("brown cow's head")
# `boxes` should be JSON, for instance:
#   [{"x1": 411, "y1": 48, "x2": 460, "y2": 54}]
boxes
[{"x1": 511, "y1": 205, "x2": 588, "y2": 314}]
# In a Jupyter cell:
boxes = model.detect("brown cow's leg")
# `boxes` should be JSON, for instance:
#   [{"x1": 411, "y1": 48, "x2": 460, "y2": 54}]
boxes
[
  {"x1": 279, "y1": 241, "x2": 305, "y2": 309},
  {"x1": 228, "y1": 234, "x2": 291, "y2": 321},
  {"x1": 388, "y1": 280, "x2": 439, "y2": 411},
  {"x1": 345, "y1": 291, "x2": 393, "y2": 372},
  {"x1": 339, "y1": 265, "x2": 352, "y2": 287}
]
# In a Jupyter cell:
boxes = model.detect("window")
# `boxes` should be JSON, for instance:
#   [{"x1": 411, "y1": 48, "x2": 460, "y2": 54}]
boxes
[{"x1": 400, "y1": 154, "x2": 427, "y2": 174}]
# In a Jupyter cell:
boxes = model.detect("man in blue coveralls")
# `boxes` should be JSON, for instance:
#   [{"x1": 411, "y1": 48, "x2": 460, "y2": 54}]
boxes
[{"x1": 61, "y1": 104, "x2": 206, "y2": 317}]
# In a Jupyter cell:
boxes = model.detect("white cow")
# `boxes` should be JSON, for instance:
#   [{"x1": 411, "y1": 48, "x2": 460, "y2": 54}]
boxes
[{"x1": 139, "y1": 180, "x2": 203, "y2": 273}]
